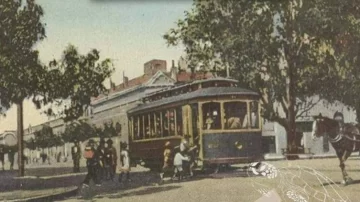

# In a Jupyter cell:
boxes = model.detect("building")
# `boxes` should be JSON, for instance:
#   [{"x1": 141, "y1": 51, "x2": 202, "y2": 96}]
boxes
[{"x1": 262, "y1": 96, "x2": 357, "y2": 159}]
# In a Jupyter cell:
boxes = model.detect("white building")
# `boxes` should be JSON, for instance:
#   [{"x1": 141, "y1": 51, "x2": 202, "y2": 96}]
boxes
[{"x1": 263, "y1": 96, "x2": 357, "y2": 158}]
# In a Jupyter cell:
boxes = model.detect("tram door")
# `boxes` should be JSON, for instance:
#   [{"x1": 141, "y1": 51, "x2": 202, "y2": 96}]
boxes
[{"x1": 182, "y1": 105, "x2": 194, "y2": 144}]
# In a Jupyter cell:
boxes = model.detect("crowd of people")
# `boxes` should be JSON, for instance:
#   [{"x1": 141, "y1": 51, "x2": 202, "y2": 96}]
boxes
[
  {"x1": 77, "y1": 138, "x2": 130, "y2": 188},
  {"x1": 77, "y1": 134, "x2": 198, "y2": 188}
]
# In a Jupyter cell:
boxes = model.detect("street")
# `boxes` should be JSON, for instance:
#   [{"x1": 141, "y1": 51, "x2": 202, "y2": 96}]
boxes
[{"x1": 52, "y1": 157, "x2": 360, "y2": 202}]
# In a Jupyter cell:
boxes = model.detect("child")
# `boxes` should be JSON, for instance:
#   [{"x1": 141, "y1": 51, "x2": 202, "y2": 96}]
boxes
[
  {"x1": 173, "y1": 151, "x2": 189, "y2": 181},
  {"x1": 118, "y1": 141, "x2": 131, "y2": 183},
  {"x1": 160, "y1": 141, "x2": 173, "y2": 182}
]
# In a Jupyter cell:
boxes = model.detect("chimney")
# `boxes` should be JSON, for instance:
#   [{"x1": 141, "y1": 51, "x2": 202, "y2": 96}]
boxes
[
  {"x1": 171, "y1": 60, "x2": 178, "y2": 82},
  {"x1": 124, "y1": 76, "x2": 129, "y2": 87}
]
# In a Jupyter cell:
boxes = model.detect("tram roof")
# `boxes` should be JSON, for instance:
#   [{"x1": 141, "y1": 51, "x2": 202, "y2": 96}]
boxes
[{"x1": 128, "y1": 86, "x2": 259, "y2": 114}]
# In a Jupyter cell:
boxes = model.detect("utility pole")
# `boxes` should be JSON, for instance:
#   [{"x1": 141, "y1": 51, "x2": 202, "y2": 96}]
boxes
[{"x1": 17, "y1": 101, "x2": 24, "y2": 176}]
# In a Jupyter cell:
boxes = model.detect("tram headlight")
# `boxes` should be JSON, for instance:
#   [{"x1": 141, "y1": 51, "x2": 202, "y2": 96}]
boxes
[{"x1": 235, "y1": 141, "x2": 243, "y2": 150}]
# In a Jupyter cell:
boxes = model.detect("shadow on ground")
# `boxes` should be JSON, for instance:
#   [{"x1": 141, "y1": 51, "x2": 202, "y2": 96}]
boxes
[
  {"x1": 322, "y1": 179, "x2": 360, "y2": 187},
  {"x1": 69, "y1": 166, "x2": 256, "y2": 200}
]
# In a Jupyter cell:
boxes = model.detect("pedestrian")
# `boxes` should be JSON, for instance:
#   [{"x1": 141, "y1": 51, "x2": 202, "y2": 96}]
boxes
[
  {"x1": 173, "y1": 151, "x2": 189, "y2": 181},
  {"x1": 180, "y1": 135, "x2": 190, "y2": 154},
  {"x1": 105, "y1": 139, "x2": 117, "y2": 180},
  {"x1": 97, "y1": 139, "x2": 106, "y2": 180},
  {"x1": 160, "y1": 141, "x2": 173, "y2": 183},
  {"x1": 0, "y1": 146, "x2": 5, "y2": 170},
  {"x1": 8, "y1": 149, "x2": 15, "y2": 170},
  {"x1": 118, "y1": 141, "x2": 131, "y2": 183},
  {"x1": 71, "y1": 138, "x2": 81, "y2": 173},
  {"x1": 82, "y1": 139, "x2": 101, "y2": 188}
]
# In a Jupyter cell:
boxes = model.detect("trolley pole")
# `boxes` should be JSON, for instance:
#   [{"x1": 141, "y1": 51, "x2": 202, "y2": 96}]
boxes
[{"x1": 17, "y1": 101, "x2": 24, "y2": 177}]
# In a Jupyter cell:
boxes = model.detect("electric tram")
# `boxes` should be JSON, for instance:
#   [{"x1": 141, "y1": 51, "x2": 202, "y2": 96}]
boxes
[{"x1": 127, "y1": 78, "x2": 263, "y2": 170}]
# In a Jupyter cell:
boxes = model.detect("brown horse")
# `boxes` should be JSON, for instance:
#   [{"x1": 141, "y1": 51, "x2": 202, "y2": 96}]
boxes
[{"x1": 311, "y1": 113, "x2": 360, "y2": 185}]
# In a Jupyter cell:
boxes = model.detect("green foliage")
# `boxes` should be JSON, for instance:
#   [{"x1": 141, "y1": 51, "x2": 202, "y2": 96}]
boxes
[
  {"x1": 33, "y1": 45, "x2": 114, "y2": 122},
  {"x1": 62, "y1": 120, "x2": 98, "y2": 143},
  {"x1": 34, "y1": 125, "x2": 63, "y2": 149},
  {"x1": 164, "y1": 0, "x2": 360, "y2": 129},
  {"x1": 0, "y1": 0, "x2": 114, "y2": 122},
  {"x1": 0, "y1": 0, "x2": 46, "y2": 109},
  {"x1": 24, "y1": 137, "x2": 36, "y2": 150}
]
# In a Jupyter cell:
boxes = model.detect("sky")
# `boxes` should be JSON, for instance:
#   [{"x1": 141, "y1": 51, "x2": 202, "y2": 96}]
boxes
[{"x1": 0, "y1": 0, "x2": 193, "y2": 133}]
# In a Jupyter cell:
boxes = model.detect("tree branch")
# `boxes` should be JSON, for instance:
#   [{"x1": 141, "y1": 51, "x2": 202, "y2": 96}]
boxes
[{"x1": 296, "y1": 97, "x2": 321, "y2": 119}]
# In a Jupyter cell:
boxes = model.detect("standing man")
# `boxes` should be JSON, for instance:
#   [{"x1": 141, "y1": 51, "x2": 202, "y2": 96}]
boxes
[
  {"x1": 71, "y1": 138, "x2": 81, "y2": 173},
  {"x1": 82, "y1": 139, "x2": 101, "y2": 188},
  {"x1": 97, "y1": 139, "x2": 106, "y2": 181},
  {"x1": 0, "y1": 146, "x2": 5, "y2": 170},
  {"x1": 118, "y1": 141, "x2": 131, "y2": 183},
  {"x1": 8, "y1": 149, "x2": 15, "y2": 170},
  {"x1": 105, "y1": 139, "x2": 117, "y2": 180}
]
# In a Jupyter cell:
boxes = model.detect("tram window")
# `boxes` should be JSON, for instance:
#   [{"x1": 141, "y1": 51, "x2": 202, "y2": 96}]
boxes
[
  {"x1": 202, "y1": 82, "x2": 216, "y2": 88},
  {"x1": 169, "y1": 109, "x2": 176, "y2": 136},
  {"x1": 144, "y1": 115, "x2": 150, "y2": 138},
  {"x1": 150, "y1": 113, "x2": 155, "y2": 138},
  {"x1": 139, "y1": 116, "x2": 144, "y2": 139},
  {"x1": 176, "y1": 107, "x2": 183, "y2": 136},
  {"x1": 154, "y1": 112, "x2": 161, "y2": 137},
  {"x1": 250, "y1": 101, "x2": 260, "y2": 129},
  {"x1": 224, "y1": 102, "x2": 248, "y2": 129},
  {"x1": 162, "y1": 111, "x2": 169, "y2": 137},
  {"x1": 202, "y1": 102, "x2": 221, "y2": 130},
  {"x1": 133, "y1": 117, "x2": 139, "y2": 140}
]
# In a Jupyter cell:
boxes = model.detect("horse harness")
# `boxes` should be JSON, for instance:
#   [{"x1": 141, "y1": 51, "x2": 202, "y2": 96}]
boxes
[{"x1": 328, "y1": 123, "x2": 360, "y2": 151}]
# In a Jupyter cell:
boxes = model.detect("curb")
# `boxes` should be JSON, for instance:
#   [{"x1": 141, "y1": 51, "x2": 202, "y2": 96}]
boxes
[{"x1": 7, "y1": 187, "x2": 79, "y2": 202}]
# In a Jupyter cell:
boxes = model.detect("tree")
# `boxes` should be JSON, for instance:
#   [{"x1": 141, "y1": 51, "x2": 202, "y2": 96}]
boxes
[
  {"x1": 1, "y1": 0, "x2": 114, "y2": 175},
  {"x1": 62, "y1": 120, "x2": 97, "y2": 143},
  {"x1": 34, "y1": 125, "x2": 55, "y2": 151},
  {"x1": 164, "y1": 0, "x2": 360, "y2": 154}
]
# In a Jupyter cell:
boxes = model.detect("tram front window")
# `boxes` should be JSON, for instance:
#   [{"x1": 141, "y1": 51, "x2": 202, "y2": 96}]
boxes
[
  {"x1": 224, "y1": 101, "x2": 248, "y2": 129},
  {"x1": 250, "y1": 101, "x2": 260, "y2": 129},
  {"x1": 202, "y1": 102, "x2": 221, "y2": 130}
]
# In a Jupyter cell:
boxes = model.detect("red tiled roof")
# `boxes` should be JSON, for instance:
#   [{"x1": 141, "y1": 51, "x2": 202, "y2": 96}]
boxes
[
  {"x1": 92, "y1": 74, "x2": 151, "y2": 102},
  {"x1": 91, "y1": 71, "x2": 214, "y2": 102}
]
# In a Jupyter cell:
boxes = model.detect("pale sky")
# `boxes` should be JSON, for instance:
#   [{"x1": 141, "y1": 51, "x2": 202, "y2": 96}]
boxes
[{"x1": 0, "y1": 0, "x2": 192, "y2": 133}]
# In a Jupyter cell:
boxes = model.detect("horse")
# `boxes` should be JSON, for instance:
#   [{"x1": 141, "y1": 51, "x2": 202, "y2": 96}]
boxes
[{"x1": 311, "y1": 113, "x2": 360, "y2": 185}]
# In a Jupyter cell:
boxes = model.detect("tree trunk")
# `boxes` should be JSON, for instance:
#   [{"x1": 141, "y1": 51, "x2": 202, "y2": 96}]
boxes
[
  {"x1": 17, "y1": 101, "x2": 24, "y2": 176},
  {"x1": 286, "y1": 59, "x2": 298, "y2": 158}
]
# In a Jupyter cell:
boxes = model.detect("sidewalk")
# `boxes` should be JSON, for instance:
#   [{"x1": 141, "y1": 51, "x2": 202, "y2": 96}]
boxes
[{"x1": 0, "y1": 163, "x2": 87, "y2": 201}]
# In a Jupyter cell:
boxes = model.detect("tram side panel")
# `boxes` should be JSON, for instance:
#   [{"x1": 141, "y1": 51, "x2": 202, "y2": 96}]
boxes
[
  {"x1": 130, "y1": 137, "x2": 182, "y2": 169},
  {"x1": 202, "y1": 132, "x2": 262, "y2": 165}
]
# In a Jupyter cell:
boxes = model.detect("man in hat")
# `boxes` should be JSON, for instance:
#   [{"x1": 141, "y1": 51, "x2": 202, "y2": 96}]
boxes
[
  {"x1": 119, "y1": 141, "x2": 131, "y2": 183},
  {"x1": 71, "y1": 138, "x2": 81, "y2": 173},
  {"x1": 82, "y1": 139, "x2": 101, "y2": 187},
  {"x1": 97, "y1": 138, "x2": 106, "y2": 180},
  {"x1": 105, "y1": 139, "x2": 117, "y2": 180}
]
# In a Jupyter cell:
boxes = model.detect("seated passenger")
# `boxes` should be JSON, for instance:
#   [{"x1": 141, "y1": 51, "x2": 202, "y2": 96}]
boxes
[
  {"x1": 205, "y1": 113, "x2": 214, "y2": 129},
  {"x1": 227, "y1": 117, "x2": 241, "y2": 129}
]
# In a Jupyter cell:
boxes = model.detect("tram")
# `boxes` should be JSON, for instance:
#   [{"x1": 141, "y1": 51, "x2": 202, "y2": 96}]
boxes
[{"x1": 127, "y1": 78, "x2": 263, "y2": 170}]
